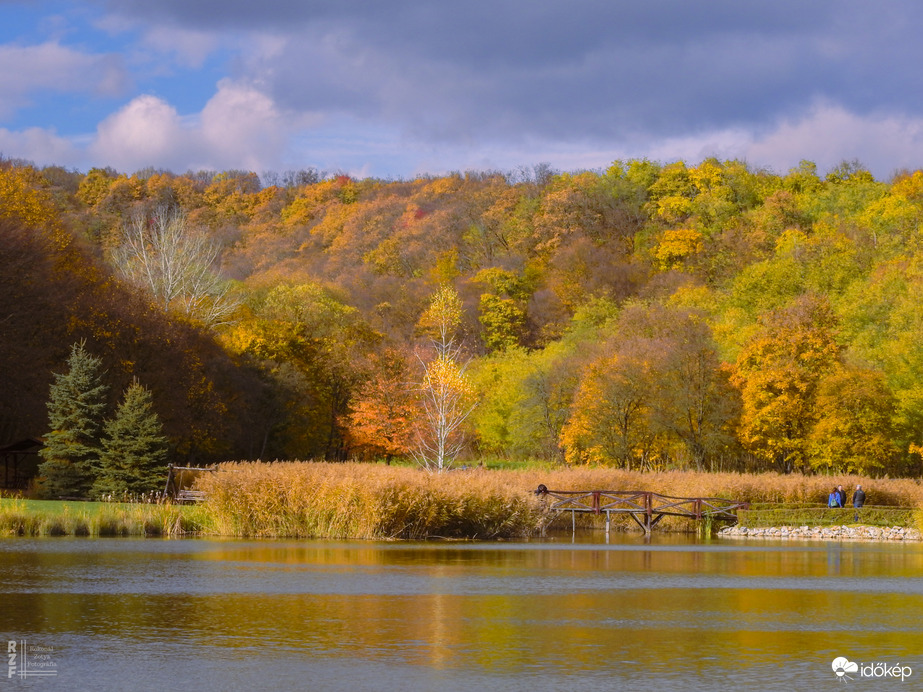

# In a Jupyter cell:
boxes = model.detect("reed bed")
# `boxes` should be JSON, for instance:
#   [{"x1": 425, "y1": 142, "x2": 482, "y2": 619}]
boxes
[
  {"x1": 0, "y1": 499, "x2": 209, "y2": 537},
  {"x1": 195, "y1": 463, "x2": 923, "y2": 539},
  {"x1": 196, "y1": 462, "x2": 545, "y2": 539},
  {"x1": 6, "y1": 466, "x2": 919, "y2": 540}
]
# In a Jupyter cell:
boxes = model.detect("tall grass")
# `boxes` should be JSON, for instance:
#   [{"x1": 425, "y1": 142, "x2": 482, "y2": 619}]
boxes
[
  {"x1": 195, "y1": 463, "x2": 923, "y2": 539},
  {"x1": 6, "y1": 466, "x2": 919, "y2": 539},
  {"x1": 196, "y1": 462, "x2": 544, "y2": 539},
  {"x1": 0, "y1": 499, "x2": 210, "y2": 537}
]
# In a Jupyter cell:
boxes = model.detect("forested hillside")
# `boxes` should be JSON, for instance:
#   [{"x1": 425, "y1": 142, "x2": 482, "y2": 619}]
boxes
[{"x1": 2, "y1": 157, "x2": 922, "y2": 477}]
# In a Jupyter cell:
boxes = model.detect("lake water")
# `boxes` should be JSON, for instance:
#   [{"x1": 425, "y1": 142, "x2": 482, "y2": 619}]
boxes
[{"x1": 1, "y1": 533, "x2": 920, "y2": 690}]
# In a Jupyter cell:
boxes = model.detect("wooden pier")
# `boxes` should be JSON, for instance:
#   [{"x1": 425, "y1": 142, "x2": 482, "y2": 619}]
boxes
[{"x1": 534, "y1": 485, "x2": 749, "y2": 535}]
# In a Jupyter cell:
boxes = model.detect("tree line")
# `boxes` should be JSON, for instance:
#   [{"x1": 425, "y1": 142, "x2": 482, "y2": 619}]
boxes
[{"x1": 2, "y1": 156, "x2": 922, "y2": 486}]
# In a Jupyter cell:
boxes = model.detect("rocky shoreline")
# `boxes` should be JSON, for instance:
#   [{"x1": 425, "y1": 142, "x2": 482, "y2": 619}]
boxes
[{"x1": 719, "y1": 524, "x2": 922, "y2": 542}]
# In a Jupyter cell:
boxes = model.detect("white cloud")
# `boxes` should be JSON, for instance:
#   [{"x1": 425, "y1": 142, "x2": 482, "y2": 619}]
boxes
[
  {"x1": 588, "y1": 102, "x2": 923, "y2": 179},
  {"x1": 90, "y1": 95, "x2": 192, "y2": 170},
  {"x1": 82, "y1": 82, "x2": 294, "y2": 172},
  {"x1": 198, "y1": 80, "x2": 288, "y2": 170},
  {"x1": 0, "y1": 41, "x2": 127, "y2": 116},
  {"x1": 0, "y1": 126, "x2": 80, "y2": 165},
  {"x1": 8, "y1": 84, "x2": 923, "y2": 183},
  {"x1": 744, "y1": 102, "x2": 923, "y2": 177}
]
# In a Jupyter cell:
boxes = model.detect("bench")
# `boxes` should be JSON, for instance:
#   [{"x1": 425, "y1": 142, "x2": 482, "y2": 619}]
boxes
[{"x1": 175, "y1": 489, "x2": 207, "y2": 503}]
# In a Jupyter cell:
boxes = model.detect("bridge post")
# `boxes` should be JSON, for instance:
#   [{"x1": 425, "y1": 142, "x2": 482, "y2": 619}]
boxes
[{"x1": 644, "y1": 492, "x2": 653, "y2": 534}]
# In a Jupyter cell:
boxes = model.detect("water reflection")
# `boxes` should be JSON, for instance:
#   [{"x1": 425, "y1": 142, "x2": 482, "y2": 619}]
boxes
[{"x1": 1, "y1": 535, "x2": 920, "y2": 690}]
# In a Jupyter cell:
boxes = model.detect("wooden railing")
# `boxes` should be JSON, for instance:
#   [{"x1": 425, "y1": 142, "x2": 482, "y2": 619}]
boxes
[{"x1": 534, "y1": 485, "x2": 750, "y2": 534}]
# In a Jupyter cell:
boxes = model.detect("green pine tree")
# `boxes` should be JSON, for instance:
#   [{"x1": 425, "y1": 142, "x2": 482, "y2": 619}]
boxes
[
  {"x1": 38, "y1": 341, "x2": 108, "y2": 498},
  {"x1": 93, "y1": 380, "x2": 169, "y2": 499}
]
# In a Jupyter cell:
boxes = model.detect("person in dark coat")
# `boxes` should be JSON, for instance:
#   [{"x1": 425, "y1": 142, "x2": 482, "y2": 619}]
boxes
[
  {"x1": 836, "y1": 485, "x2": 847, "y2": 508},
  {"x1": 852, "y1": 484, "x2": 866, "y2": 521}
]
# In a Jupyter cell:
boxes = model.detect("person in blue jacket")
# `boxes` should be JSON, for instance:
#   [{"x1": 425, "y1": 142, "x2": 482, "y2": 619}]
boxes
[
  {"x1": 828, "y1": 487, "x2": 843, "y2": 508},
  {"x1": 836, "y1": 485, "x2": 847, "y2": 507}
]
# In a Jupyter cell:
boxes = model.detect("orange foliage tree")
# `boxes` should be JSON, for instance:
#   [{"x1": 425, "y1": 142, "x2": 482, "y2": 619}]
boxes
[{"x1": 345, "y1": 349, "x2": 419, "y2": 461}]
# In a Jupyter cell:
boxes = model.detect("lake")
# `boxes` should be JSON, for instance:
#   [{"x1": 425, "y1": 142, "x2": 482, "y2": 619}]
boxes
[{"x1": 1, "y1": 533, "x2": 920, "y2": 690}]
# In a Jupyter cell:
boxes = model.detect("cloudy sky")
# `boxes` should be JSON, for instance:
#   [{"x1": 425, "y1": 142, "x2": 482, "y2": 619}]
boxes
[{"x1": 2, "y1": 0, "x2": 923, "y2": 179}]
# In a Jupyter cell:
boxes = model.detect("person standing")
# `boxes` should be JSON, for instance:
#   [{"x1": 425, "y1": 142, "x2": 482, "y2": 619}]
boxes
[
  {"x1": 852, "y1": 484, "x2": 866, "y2": 522},
  {"x1": 828, "y1": 487, "x2": 843, "y2": 508},
  {"x1": 836, "y1": 485, "x2": 847, "y2": 508}
]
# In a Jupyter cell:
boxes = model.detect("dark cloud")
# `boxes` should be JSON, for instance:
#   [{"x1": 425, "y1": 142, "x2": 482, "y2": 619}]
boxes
[{"x1": 89, "y1": 1, "x2": 923, "y2": 166}]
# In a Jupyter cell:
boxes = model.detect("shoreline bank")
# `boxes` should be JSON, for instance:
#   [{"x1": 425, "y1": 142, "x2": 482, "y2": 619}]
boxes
[{"x1": 719, "y1": 524, "x2": 921, "y2": 542}]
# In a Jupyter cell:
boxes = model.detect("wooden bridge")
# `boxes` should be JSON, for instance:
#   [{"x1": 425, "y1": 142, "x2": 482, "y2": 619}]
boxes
[{"x1": 534, "y1": 485, "x2": 750, "y2": 535}]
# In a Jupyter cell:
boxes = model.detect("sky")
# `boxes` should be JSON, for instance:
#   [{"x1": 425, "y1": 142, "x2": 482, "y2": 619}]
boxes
[{"x1": 3, "y1": 0, "x2": 923, "y2": 180}]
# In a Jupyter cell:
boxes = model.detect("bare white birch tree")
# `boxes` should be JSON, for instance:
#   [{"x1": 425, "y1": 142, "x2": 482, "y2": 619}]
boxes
[
  {"x1": 412, "y1": 285, "x2": 477, "y2": 472},
  {"x1": 112, "y1": 205, "x2": 239, "y2": 326}
]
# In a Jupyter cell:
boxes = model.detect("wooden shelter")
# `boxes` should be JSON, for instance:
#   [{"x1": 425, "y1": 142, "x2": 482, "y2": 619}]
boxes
[
  {"x1": 162, "y1": 464, "x2": 215, "y2": 502},
  {"x1": 0, "y1": 438, "x2": 43, "y2": 490}
]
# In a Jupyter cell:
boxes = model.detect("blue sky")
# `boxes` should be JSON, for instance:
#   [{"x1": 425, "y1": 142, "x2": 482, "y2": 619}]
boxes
[{"x1": 3, "y1": 0, "x2": 923, "y2": 179}]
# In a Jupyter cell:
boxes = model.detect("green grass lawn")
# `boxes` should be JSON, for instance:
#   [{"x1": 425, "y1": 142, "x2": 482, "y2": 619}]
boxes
[
  {"x1": 0, "y1": 497, "x2": 129, "y2": 514},
  {"x1": 738, "y1": 504, "x2": 918, "y2": 528},
  {"x1": 0, "y1": 497, "x2": 208, "y2": 536}
]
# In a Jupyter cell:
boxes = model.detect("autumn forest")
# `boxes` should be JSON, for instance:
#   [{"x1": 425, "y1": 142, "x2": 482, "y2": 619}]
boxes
[{"x1": 3, "y1": 156, "x2": 923, "y2": 481}]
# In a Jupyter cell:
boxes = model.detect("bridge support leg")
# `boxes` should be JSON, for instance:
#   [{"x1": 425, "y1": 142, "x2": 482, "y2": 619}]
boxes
[{"x1": 605, "y1": 510, "x2": 610, "y2": 536}]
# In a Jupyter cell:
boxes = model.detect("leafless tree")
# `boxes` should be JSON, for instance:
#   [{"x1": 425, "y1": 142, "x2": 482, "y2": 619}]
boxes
[{"x1": 112, "y1": 205, "x2": 239, "y2": 326}]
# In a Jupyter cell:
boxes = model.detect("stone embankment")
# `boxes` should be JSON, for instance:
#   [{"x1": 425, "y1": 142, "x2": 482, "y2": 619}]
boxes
[{"x1": 719, "y1": 524, "x2": 922, "y2": 541}]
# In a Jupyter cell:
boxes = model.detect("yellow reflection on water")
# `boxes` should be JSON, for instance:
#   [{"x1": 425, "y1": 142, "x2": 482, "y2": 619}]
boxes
[{"x1": 1, "y1": 538, "x2": 921, "y2": 686}]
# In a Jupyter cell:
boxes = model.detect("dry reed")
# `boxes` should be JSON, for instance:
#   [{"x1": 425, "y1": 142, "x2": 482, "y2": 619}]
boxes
[
  {"x1": 196, "y1": 462, "x2": 544, "y2": 539},
  {"x1": 194, "y1": 463, "x2": 923, "y2": 539}
]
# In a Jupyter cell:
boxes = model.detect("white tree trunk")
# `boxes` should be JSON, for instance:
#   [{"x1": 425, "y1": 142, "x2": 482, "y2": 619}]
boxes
[{"x1": 112, "y1": 205, "x2": 239, "y2": 326}]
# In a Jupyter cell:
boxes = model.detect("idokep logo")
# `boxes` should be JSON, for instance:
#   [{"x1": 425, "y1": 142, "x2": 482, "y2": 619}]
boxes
[
  {"x1": 832, "y1": 657, "x2": 859, "y2": 681},
  {"x1": 832, "y1": 656, "x2": 913, "y2": 683}
]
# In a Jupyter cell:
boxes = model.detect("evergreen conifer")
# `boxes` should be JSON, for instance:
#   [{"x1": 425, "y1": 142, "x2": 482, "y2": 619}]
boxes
[
  {"x1": 38, "y1": 341, "x2": 108, "y2": 498},
  {"x1": 94, "y1": 380, "x2": 168, "y2": 499}
]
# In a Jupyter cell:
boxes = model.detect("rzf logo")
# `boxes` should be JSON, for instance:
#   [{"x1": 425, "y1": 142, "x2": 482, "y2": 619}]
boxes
[{"x1": 8, "y1": 640, "x2": 16, "y2": 678}]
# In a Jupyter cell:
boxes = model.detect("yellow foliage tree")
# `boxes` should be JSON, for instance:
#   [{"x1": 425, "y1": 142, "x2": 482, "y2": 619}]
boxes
[
  {"x1": 560, "y1": 353, "x2": 655, "y2": 469},
  {"x1": 414, "y1": 285, "x2": 476, "y2": 471},
  {"x1": 733, "y1": 295, "x2": 841, "y2": 472},
  {"x1": 653, "y1": 228, "x2": 704, "y2": 271},
  {"x1": 808, "y1": 366, "x2": 899, "y2": 474},
  {"x1": 0, "y1": 166, "x2": 61, "y2": 230}
]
